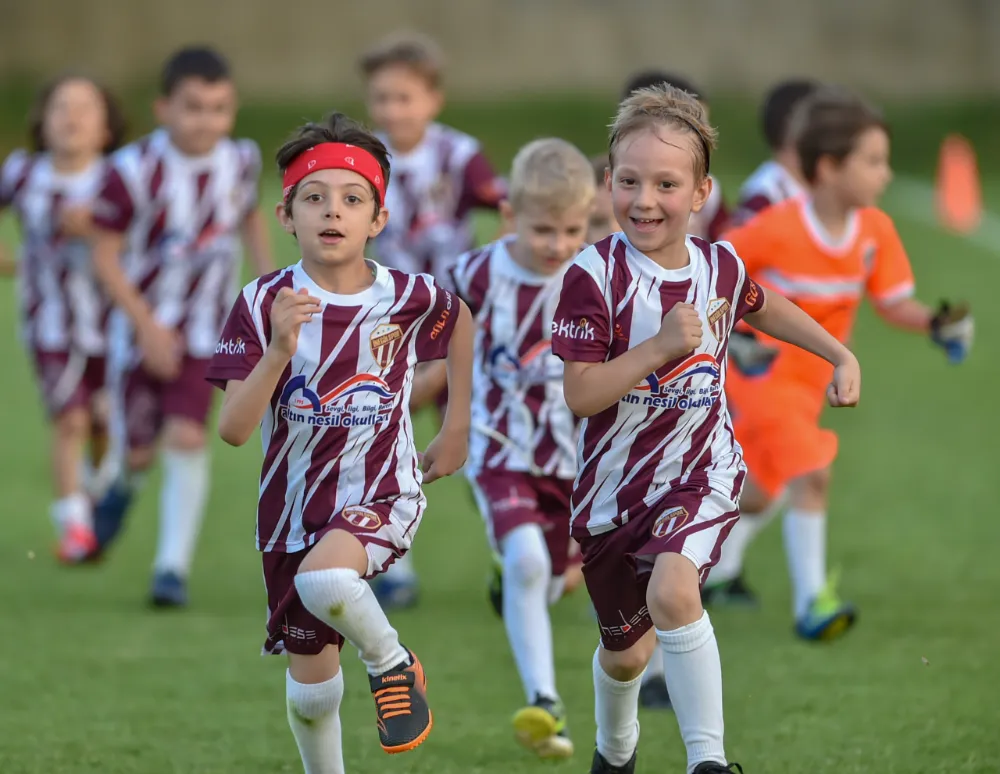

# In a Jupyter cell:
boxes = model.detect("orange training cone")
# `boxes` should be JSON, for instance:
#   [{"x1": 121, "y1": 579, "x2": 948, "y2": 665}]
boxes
[{"x1": 935, "y1": 134, "x2": 982, "y2": 234}]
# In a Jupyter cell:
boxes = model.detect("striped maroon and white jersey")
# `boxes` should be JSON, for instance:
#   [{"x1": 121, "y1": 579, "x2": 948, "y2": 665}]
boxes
[
  {"x1": 90, "y1": 129, "x2": 261, "y2": 359},
  {"x1": 1, "y1": 150, "x2": 108, "y2": 355},
  {"x1": 374, "y1": 123, "x2": 503, "y2": 281},
  {"x1": 688, "y1": 174, "x2": 729, "y2": 242},
  {"x1": 206, "y1": 261, "x2": 458, "y2": 553},
  {"x1": 449, "y1": 238, "x2": 577, "y2": 480},
  {"x1": 731, "y1": 160, "x2": 803, "y2": 226},
  {"x1": 551, "y1": 234, "x2": 766, "y2": 538}
]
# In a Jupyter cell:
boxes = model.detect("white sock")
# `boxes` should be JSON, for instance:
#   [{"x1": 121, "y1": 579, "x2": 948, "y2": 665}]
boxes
[
  {"x1": 383, "y1": 551, "x2": 416, "y2": 582},
  {"x1": 783, "y1": 509, "x2": 827, "y2": 618},
  {"x1": 153, "y1": 448, "x2": 210, "y2": 577},
  {"x1": 707, "y1": 501, "x2": 781, "y2": 585},
  {"x1": 501, "y1": 524, "x2": 557, "y2": 702},
  {"x1": 657, "y1": 612, "x2": 727, "y2": 772},
  {"x1": 642, "y1": 648, "x2": 664, "y2": 683},
  {"x1": 51, "y1": 492, "x2": 92, "y2": 531},
  {"x1": 286, "y1": 669, "x2": 345, "y2": 774},
  {"x1": 295, "y1": 568, "x2": 409, "y2": 675},
  {"x1": 593, "y1": 647, "x2": 641, "y2": 767}
]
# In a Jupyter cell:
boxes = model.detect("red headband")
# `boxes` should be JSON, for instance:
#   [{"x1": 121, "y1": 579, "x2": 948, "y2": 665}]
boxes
[{"x1": 281, "y1": 142, "x2": 386, "y2": 205}]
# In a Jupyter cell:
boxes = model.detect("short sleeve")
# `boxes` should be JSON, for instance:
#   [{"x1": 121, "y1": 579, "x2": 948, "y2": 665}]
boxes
[
  {"x1": 551, "y1": 259, "x2": 612, "y2": 363},
  {"x1": 734, "y1": 273, "x2": 767, "y2": 320},
  {"x1": 447, "y1": 248, "x2": 489, "y2": 317},
  {"x1": 90, "y1": 165, "x2": 135, "y2": 233},
  {"x1": 865, "y1": 212, "x2": 915, "y2": 304},
  {"x1": 730, "y1": 193, "x2": 772, "y2": 227},
  {"x1": 459, "y1": 151, "x2": 505, "y2": 210},
  {"x1": 720, "y1": 215, "x2": 772, "y2": 279},
  {"x1": 0, "y1": 150, "x2": 30, "y2": 208},
  {"x1": 206, "y1": 292, "x2": 265, "y2": 389},
  {"x1": 237, "y1": 139, "x2": 263, "y2": 219},
  {"x1": 415, "y1": 282, "x2": 458, "y2": 362}
]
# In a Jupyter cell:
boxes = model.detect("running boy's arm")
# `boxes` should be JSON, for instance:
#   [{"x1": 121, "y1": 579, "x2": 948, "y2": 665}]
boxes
[
  {"x1": 745, "y1": 291, "x2": 861, "y2": 406},
  {"x1": 866, "y1": 211, "x2": 973, "y2": 361},
  {"x1": 240, "y1": 208, "x2": 275, "y2": 277},
  {"x1": 236, "y1": 140, "x2": 274, "y2": 277},
  {"x1": 216, "y1": 287, "x2": 321, "y2": 447},
  {"x1": 552, "y1": 256, "x2": 703, "y2": 418},
  {"x1": 563, "y1": 307, "x2": 702, "y2": 418},
  {"x1": 421, "y1": 299, "x2": 473, "y2": 482}
]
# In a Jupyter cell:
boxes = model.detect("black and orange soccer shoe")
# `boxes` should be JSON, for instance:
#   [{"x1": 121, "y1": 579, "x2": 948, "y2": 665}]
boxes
[{"x1": 368, "y1": 646, "x2": 433, "y2": 754}]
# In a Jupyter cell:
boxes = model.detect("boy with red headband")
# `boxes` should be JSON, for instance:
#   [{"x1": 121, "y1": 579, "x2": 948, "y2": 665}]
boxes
[{"x1": 207, "y1": 112, "x2": 473, "y2": 771}]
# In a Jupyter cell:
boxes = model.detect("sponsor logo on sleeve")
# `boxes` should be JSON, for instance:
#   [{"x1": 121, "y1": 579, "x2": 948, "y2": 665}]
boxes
[
  {"x1": 215, "y1": 336, "x2": 246, "y2": 356},
  {"x1": 551, "y1": 316, "x2": 596, "y2": 341}
]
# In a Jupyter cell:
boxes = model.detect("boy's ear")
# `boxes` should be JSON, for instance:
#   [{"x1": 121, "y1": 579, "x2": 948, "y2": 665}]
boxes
[
  {"x1": 690, "y1": 174, "x2": 713, "y2": 214},
  {"x1": 429, "y1": 87, "x2": 445, "y2": 118},
  {"x1": 604, "y1": 166, "x2": 613, "y2": 192},
  {"x1": 275, "y1": 201, "x2": 296, "y2": 235},
  {"x1": 153, "y1": 96, "x2": 170, "y2": 126},
  {"x1": 498, "y1": 199, "x2": 516, "y2": 231}
]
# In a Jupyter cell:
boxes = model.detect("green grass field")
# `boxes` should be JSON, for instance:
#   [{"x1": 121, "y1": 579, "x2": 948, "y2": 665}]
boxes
[{"x1": 0, "y1": 98, "x2": 998, "y2": 773}]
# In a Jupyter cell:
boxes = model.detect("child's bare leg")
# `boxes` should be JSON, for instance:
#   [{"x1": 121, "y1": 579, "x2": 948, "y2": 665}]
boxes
[
  {"x1": 647, "y1": 553, "x2": 727, "y2": 773},
  {"x1": 286, "y1": 647, "x2": 345, "y2": 774},
  {"x1": 294, "y1": 529, "x2": 432, "y2": 753},
  {"x1": 51, "y1": 407, "x2": 95, "y2": 559},
  {"x1": 593, "y1": 629, "x2": 656, "y2": 767}
]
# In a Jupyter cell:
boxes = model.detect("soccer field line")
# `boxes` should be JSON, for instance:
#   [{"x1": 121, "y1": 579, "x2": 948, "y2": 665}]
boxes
[{"x1": 888, "y1": 175, "x2": 1000, "y2": 257}]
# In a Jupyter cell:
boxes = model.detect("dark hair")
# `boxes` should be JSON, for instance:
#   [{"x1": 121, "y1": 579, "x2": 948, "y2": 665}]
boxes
[
  {"x1": 761, "y1": 79, "x2": 819, "y2": 150},
  {"x1": 793, "y1": 87, "x2": 889, "y2": 183},
  {"x1": 161, "y1": 46, "x2": 231, "y2": 95},
  {"x1": 621, "y1": 70, "x2": 705, "y2": 104},
  {"x1": 276, "y1": 112, "x2": 391, "y2": 218},
  {"x1": 359, "y1": 32, "x2": 445, "y2": 89},
  {"x1": 28, "y1": 73, "x2": 127, "y2": 155}
]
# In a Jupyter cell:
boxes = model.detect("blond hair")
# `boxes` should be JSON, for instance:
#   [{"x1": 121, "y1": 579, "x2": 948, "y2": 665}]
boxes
[
  {"x1": 508, "y1": 138, "x2": 596, "y2": 214},
  {"x1": 609, "y1": 84, "x2": 718, "y2": 179},
  {"x1": 358, "y1": 31, "x2": 445, "y2": 88}
]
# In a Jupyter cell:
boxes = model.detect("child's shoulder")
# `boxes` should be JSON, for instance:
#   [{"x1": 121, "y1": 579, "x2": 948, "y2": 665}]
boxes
[
  {"x1": 857, "y1": 205, "x2": 897, "y2": 234},
  {"x1": 429, "y1": 121, "x2": 484, "y2": 151},
  {"x1": 237, "y1": 266, "x2": 296, "y2": 305}
]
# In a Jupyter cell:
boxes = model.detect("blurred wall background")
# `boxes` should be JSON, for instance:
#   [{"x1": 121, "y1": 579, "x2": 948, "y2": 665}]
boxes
[{"x1": 3, "y1": 0, "x2": 1000, "y2": 100}]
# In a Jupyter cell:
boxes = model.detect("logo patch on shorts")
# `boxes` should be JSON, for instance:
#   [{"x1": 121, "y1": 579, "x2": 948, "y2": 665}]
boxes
[
  {"x1": 342, "y1": 506, "x2": 382, "y2": 530},
  {"x1": 707, "y1": 298, "x2": 731, "y2": 340},
  {"x1": 369, "y1": 323, "x2": 403, "y2": 369},
  {"x1": 651, "y1": 506, "x2": 690, "y2": 538}
]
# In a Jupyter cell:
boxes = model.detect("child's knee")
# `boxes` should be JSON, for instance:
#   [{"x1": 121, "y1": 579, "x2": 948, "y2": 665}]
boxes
[
  {"x1": 162, "y1": 417, "x2": 206, "y2": 452},
  {"x1": 599, "y1": 632, "x2": 656, "y2": 681},
  {"x1": 502, "y1": 525, "x2": 551, "y2": 587},
  {"x1": 286, "y1": 650, "x2": 344, "y2": 723},
  {"x1": 791, "y1": 466, "x2": 831, "y2": 509},
  {"x1": 55, "y1": 408, "x2": 89, "y2": 440},
  {"x1": 647, "y1": 554, "x2": 704, "y2": 630}
]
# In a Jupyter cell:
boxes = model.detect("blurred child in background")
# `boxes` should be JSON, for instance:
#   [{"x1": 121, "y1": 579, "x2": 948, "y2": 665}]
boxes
[
  {"x1": 0, "y1": 73, "x2": 126, "y2": 562},
  {"x1": 84, "y1": 46, "x2": 273, "y2": 607}
]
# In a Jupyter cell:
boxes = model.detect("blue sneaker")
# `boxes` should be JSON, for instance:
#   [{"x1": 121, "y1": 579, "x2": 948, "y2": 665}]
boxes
[
  {"x1": 150, "y1": 571, "x2": 188, "y2": 608},
  {"x1": 795, "y1": 572, "x2": 857, "y2": 642},
  {"x1": 92, "y1": 480, "x2": 135, "y2": 555},
  {"x1": 371, "y1": 575, "x2": 420, "y2": 610}
]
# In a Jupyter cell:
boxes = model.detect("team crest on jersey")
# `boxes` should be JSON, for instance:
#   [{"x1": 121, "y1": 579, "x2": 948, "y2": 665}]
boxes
[
  {"x1": 707, "y1": 298, "x2": 731, "y2": 340},
  {"x1": 370, "y1": 323, "x2": 403, "y2": 368},
  {"x1": 342, "y1": 506, "x2": 382, "y2": 530},
  {"x1": 651, "y1": 506, "x2": 690, "y2": 538}
]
